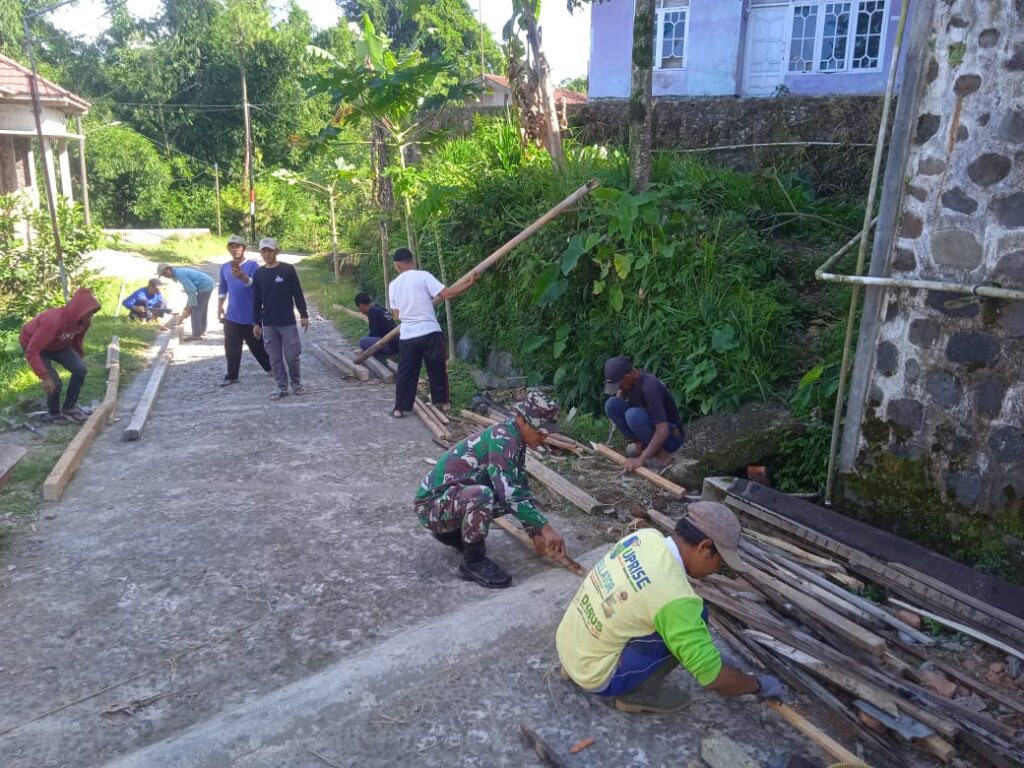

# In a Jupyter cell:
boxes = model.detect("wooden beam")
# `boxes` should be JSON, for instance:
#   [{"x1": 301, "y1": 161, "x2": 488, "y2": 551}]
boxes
[
  {"x1": 765, "y1": 702, "x2": 869, "y2": 767},
  {"x1": 524, "y1": 455, "x2": 609, "y2": 516},
  {"x1": 492, "y1": 516, "x2": 584, "y2": 575},
  {"x1": 122, "y1": 351, "x2": 172, "y2": 441},
  {"x1": 424, "y1": 401, "x2": 450, "y2": 425},
  {"x1": 0, "y1": 445, "x2": 27, "y2": 489},
  {"x1": 361, "y1": 354, "x2": 394, "y2": 383},
  {"x1": 42, "y1": 400, "x2": 113, "y2": 501},
  {"x1": 412, "y1": 400, "x2": 450, "y2": 442},
  {"x1": 591, "y1": 442, "x2": 686, "y2": 498},
  {"x1": 311, "y1": 343, "x2": 370, "y2": 382},
  {"x1": 354, "y1": 180, "x2": 601, "y2": 365},
  {"x1": 888, "y1": 598, "x2": 1024, "y2": 662}
]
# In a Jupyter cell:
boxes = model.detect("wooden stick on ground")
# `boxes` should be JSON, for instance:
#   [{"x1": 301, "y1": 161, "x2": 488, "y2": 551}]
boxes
[
  {"x1": 888, "y1": 598, "x2": 1024, "y2": 662},
  {"x1": 424, "y1": 401, "x2": 450, "y2": 425},
  {"x1": 524, "y1": 456, "x2": 610, "y2": 516},
  {"x1": 766, "y1": 702, "x2": 869, "y2": 766},
  {"x1": 412, "y1": 400, "x2": 450, "y2": 442},
  {"x1": 310, "y1": 343, "x2": 370, "y2": 382},
  {"x1": 361, "y1": 354, "x2": 394, "y2": 383},
  {"x1": 122, "y1": 351, "x2": 172, "y2": 441},
  {"x1": 591, "y1": 442, "x2": 687, "y2": 498},
  {"x1": 492, "y1": 517, "x2": 584, "y2": 575},
  {"x1": 104, "y1": 338, "x2": 121, "y2": 427},
  {"x1": 332, "y1": 304, "x2": 368, "y2": 322},
  {"x1": 42, "y1": 401, "x2": 114, "y2": 501},
  {"x1": 354, "y1": 180, "x2": 601, "y2": 365}
]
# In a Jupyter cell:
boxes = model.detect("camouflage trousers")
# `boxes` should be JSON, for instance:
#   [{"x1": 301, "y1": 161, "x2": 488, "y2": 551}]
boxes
[{"x1": 414, "y1": 484, "x2": 497, "y2": 544}]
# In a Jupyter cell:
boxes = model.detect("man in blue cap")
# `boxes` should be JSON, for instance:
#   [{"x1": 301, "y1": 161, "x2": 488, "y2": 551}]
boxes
[{"x1": 603, "y1": 356, "x2": 685, "y2": 473}]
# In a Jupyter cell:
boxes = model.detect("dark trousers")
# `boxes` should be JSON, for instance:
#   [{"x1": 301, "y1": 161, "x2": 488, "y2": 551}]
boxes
[
  {"x1": 39, "y1": 347, "x2": 87, "y2": 415},
  {"x1": 359, "y1": 335, "x2": 399, "y2": 360},
  {"x1": 604, "y1": 397, "x2": 685, "y2": 453},
  {"x1": 191, "y1": 290, "x2": 212, "y2": 337},
  {"x1": 223, "y1": 318, "x2": 271, "y2": 379},
  {"x1": 394, "y1": 331, "x2": 448, "y2": 412}
]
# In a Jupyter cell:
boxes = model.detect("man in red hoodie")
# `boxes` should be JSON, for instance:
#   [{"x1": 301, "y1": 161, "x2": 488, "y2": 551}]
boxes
[{"x1": 19, "y1": 288, "x2": 102, "y2": 424}]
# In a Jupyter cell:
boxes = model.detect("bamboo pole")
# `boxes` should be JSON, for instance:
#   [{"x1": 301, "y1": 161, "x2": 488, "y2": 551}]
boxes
[
  {"x1": 413, "y1": 400, "x2": 450, "y2": 441},
  {"x1": 424, "y1": 401, "x2": 450, "y2": 425},
  {"x1": 354, "y1": 180, "x2": 600, "y2": 364},
  {"x1": 590, "y1": 442, "x2": 687, "y2": 498},
  {"x1": 332, "y1": 304, "x2": 368, "y2": 323},
  {"x1": 492, "y1": 517, "x2": 584, "y2": 575}
]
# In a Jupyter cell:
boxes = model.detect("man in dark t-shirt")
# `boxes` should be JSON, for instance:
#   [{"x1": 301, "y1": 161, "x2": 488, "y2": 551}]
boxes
[
  {"x1": 355, "y1": 292, "x2": 399, "y2": 359},
  {"x1": 252, "y1": 237, "x2": 309, "y2": 400},
  {"x1": 603, "y1": 356, "x2": 685, "y2": 473}
]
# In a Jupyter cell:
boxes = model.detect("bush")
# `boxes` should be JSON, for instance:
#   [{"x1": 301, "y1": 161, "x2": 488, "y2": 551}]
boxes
[{"x1": 349, "y1": 117, "x2": 860, "y2": 420}]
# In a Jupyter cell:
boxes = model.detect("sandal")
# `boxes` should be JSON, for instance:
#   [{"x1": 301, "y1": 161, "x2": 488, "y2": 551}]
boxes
[{"x1": 391, "y1": 409, "x2": 404, "y2": 418}]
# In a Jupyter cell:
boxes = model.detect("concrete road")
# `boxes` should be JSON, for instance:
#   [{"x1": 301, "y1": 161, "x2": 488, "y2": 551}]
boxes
[{"x1": 0, "y1": 273, "x2": 821, "y2": 767}]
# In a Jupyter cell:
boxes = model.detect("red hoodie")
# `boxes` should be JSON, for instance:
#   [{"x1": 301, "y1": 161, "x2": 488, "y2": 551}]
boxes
[{"x1": 19, "y1": 288, "x2": 102, "y2": 379}]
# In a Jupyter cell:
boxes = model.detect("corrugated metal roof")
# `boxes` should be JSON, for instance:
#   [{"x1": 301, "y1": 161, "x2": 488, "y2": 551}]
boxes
[{"x1": 0, "y1": 53, "x2": 90, "y2": 113}]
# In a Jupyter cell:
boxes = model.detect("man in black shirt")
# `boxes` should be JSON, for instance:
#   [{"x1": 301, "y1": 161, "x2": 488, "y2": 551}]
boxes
[
  {"x1": 252, "y1": 238, "x2": 309, "y2": 401},
  {"x1": 603, "y1": 356, "x2": 685, "y2": 473},
  {"x1": 355, "y1": 292, "x2": 399, "y2": 360}
]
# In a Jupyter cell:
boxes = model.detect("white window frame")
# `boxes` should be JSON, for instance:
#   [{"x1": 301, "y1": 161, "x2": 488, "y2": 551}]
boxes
[
  {"x1": 786, "y1": 0, "x2": 889, "y2": 75},
  {"x1": 653, "y1": 0, "x2": 690, "y2": 71}
]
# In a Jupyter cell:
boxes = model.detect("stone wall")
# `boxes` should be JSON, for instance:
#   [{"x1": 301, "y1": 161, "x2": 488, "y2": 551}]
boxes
[
  {"x1": 424, "y1": 96, "x2": 885, "y2": 193},
  {"x1": 852, "y1": 2, "x2": 1024, "y2": 516}
]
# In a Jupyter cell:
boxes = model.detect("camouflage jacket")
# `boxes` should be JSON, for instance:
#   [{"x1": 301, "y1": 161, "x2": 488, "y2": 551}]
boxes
[{"x1": 415, "y1": 421, "x2": 547, "y2": 530}]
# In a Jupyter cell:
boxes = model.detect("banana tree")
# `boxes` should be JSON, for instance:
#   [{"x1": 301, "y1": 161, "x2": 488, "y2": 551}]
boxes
[
  {"x1": 307, "y1": 14, "x2": 479, "y2": 258},
  {"x1": 504, "y1": 0, "x2": 565, "y2": 170},
  {"x1": 272, "y1": 158, "x2": 360, "y2": 279}
]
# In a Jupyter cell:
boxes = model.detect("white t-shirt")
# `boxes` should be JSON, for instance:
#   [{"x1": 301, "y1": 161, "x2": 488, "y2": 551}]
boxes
[{"x1": 388, "y1": 269, "x2": 445, "y2": 340}]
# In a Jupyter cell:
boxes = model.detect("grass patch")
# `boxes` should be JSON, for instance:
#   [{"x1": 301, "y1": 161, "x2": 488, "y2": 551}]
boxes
[
  {"x1": 0, "y1": 278, "x2": 158, "y2": 520},
  {"x1": 104, "y1": 233, "x2": 226, "y2": 266}
]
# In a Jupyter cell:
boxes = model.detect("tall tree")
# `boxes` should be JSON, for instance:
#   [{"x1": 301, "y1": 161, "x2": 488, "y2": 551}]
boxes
[
  {"x1": 338, "y1": 0, "x2": 502, "y2": 81},
  {"x1": 567, "y1": 0, "x2": 653, "y2": 190}
]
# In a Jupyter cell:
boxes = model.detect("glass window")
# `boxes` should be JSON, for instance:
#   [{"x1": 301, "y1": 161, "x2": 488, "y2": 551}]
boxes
[
  {"x1": 789, "y1": 0, "x2": 886, "y2": 73},
  {"x1": 654, "y1": 0, "x2": 688, "y2": 70}
]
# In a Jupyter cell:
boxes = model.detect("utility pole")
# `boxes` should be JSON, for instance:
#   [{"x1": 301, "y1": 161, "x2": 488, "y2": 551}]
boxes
[
  {"x1": 239, "y1": 45, "x2": 255, "y2": 243},
  {"x1": 23, "y1": 2, "x2": 77, "y2": 303},
  {"x1": 75, "y1": 115, "x2": 90, "y2": 227},
  {"x1": 213, "y1": 162, "x2": 222, "y2": 237}
]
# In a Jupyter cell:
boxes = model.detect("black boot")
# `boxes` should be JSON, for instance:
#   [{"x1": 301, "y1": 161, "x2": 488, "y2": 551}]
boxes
[
  {"x1": 458, "y1": 542, "x2": 512, "y2": 589},
  {"x1": 431, "y1": 530, "x2": 465, "y2": 552}
]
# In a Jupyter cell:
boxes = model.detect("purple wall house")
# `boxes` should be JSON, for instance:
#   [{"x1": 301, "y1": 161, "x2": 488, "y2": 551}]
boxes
[{"x1": 589, "y1": 0, "x2": 909, "y2": 99}]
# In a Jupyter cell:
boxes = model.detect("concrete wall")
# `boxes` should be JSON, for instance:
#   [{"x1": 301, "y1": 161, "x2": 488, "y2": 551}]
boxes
[
  {"x1": 590, "y1": 0, "x2": 907, "y2": 98},
  {"x1": 851, "y1": 2, "x2": 1024, "y2": 515}
]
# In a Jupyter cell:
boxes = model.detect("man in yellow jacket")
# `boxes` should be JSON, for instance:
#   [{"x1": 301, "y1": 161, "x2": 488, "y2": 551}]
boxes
[{"x1": 556, "y1": 501, "x2": 784, "y2": 713}]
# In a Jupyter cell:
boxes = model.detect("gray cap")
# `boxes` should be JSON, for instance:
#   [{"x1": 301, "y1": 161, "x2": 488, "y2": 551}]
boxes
[
  {"x1": 683, "y1": 501, "x2": 747, "y2": 573},
  {"x1": 603, "y1": 356, "x2": 633, "y2": 395},
  {"x1": 258, "y1": 237, "x2": 279, "y2": 251},
  {"x1": 156, "y1": 262, "x2": 171, "y2": 276},
  {"x1": 148, "y1": 278, "x2": 163, "y2": 287},
  {"x1": 227, "y1": 235, "x2": 247, "y2": 246}
]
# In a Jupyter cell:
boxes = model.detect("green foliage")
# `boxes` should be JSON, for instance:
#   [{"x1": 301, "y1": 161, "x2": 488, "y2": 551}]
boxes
[
  {"x1": 86, "y1": 121, "x2": 173, "y2": 227},
  {"x1": 348, "y1": 116, "x2": 861, "y2": 423},
  {"x1": 0, "y1": 197, "x2": 101, "y2": 322}
]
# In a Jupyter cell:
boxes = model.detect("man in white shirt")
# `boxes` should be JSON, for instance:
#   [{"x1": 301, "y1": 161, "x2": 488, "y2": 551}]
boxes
[{"x1": 388, "y1": 248, "x2": 456, "y2": 418}]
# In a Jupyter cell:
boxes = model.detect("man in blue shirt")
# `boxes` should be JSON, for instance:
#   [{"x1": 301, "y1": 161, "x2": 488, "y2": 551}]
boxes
[
  {"x1": 158, "y1": 262, "x2": 215, "y2": 341},
  {"x1": 121, "y1": 278, "x2": 170, "y2": 321},
  {"x1": 217, "y1": 235, "x2": 271, "y2": 386}
]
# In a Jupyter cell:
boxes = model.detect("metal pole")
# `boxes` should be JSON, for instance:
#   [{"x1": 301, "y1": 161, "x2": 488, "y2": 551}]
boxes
[
  {"x1": 75, "y1": 115, "x2": 90, "y2": 227},
  {"x1": 213, "y1": 162, "x2": 222, "y2": 237},
  {"x1": 23, "y1": 17, "x2": 68, "y2": 302},
  {"x1": 824, "y1": 0, "x2": 910, "y2": 505}
]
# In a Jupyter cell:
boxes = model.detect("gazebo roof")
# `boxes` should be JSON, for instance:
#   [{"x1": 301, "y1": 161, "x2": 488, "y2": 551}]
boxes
[{"x1": 0, "y1": 53, "x2": 90, "y2": 114}]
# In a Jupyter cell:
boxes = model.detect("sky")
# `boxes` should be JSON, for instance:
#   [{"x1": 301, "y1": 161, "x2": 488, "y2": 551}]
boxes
[{"x1": 48, "y1": 0, "x2": 591, "y2": 82}]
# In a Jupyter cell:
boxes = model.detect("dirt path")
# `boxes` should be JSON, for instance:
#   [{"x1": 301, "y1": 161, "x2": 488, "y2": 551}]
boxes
[{"x1": 0, "y1": 256, "x2": 818, "y2": 767}]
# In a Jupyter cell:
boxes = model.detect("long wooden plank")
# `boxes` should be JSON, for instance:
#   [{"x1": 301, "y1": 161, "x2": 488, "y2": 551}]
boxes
[
  {"x1": 888, "y1": 598, "x2": 1024, "y2": 662},
  {"x1": 122, "y1": 351, "x2": 172, "y2": 441},
  {"x1": 705, "y1": 480, "x2": 1024, "y2": 646},
  {"x1": 354, "y1": 180, "x2": 601, "y2": 365},
  {"x1": 591, "y1": 442, "x2": 686, "y2": 498},
  {"x1": 42, "y1": 400, "x2": 114, "y2": 501},
  {"x1": 729, "y1": 478, "x2": 1024, "y2": 619},
  {"x1": 766, "y1": 702, "x2": 869, "y2": 767},
  {"x1": 0, "y1": 445, "x2": 27, "y2": 489},
  {"x1": 524, "y1": 455, "x2": 609, "y2": 515}
]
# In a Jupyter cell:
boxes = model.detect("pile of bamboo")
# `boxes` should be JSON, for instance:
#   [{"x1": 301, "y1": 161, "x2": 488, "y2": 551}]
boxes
[{"x1": 670, "y1": 480, "x2": 1024, "y2": 767}]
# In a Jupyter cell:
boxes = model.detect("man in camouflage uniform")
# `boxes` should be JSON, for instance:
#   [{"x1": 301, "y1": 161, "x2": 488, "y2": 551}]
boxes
[{"x1": 415, "y1": 389, "x2": 568, "y2": 588}]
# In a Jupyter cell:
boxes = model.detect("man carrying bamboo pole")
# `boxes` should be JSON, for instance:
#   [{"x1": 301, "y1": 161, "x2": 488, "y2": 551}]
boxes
[
  {"x1": 389, "y1": 248, "x2": 454, "y2": 418},
  {"x1": 556, "y1": 502, "x2": 784, "y2": 713},
  {"x1": 414, "y1": 389, "x2": 567, "y2": 589}
]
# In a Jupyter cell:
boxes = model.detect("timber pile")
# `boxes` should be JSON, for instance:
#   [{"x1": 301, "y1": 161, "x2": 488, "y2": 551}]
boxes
[{"x1": 658, "y1": 477, "x2": 1024, "y2": 768}]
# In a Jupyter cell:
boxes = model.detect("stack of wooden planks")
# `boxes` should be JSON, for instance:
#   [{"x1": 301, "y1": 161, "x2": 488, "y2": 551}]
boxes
[{"x1": 661, "y1": 477, "x2": 1024, "y2": 768}]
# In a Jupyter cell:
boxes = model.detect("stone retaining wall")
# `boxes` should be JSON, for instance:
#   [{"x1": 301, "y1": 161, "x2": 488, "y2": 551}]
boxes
[{"x1": 854, "y1": 2, "x2": 1024, "y2": 516}]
